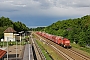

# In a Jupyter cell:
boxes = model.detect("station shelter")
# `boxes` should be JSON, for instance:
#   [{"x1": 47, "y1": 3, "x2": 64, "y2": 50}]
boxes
[{"x1": 4, "y1": 27, "x2": 17, "y2": 41}]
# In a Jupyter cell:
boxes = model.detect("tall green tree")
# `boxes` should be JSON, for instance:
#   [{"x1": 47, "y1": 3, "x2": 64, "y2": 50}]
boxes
[{"x1": 14, "y1": 21, "x2": 29, "y2": 32}]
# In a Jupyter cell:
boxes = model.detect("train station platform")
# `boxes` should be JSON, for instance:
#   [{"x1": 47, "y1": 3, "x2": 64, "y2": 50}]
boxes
[{"x1": 23, "y1": 44, "x2": 34, "y2": 60}]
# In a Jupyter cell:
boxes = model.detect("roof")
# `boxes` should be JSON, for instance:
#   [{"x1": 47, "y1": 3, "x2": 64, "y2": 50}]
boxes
[
  {"x1": 4, "y1": 27, "x2": 16, "y2": 33},
  {"x1": 0, "y1": 49, "x2": 7, "y2": 59}
]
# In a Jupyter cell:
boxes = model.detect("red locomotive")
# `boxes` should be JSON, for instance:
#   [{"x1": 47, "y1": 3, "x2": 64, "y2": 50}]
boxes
[{"x1": 36, "y1": 32, "x2": 71, "y2": 48}]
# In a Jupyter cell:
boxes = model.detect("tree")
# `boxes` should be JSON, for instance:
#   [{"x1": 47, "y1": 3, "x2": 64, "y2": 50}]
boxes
[
  {"x1": 0, "y1": 16, "x2": 29, "y2": 39},
  {"x1": 13, "y1": 21, "x2": 29, "y2": 32},
  {"x1": 38, "y1": 15, "x2": 90, "y2": 47}
]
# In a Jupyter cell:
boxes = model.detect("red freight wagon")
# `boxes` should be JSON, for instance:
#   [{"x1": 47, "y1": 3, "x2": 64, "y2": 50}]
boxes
[
  {"x1": 49, "y1": 35, "x2": 53, "y2": 41},
  {"x1": 42, "y1": 32, "x2": 45, "y2": 37},
  {"x1": 46, "y1": 33, "x2": 50, "y2": 39},
  {"x1": 55, "y1": 36, "x2": 63, "y2": 44},
  {"x1": 52, "y1": 35, "x2": 56, "y2": 42},
  {"x1": 38, "y1": 32, "x2": 42, "y2": 36},
  {"x1": 46, "y1": 34, "x2": 50, "y2": 39},
  {"x1": 44, "y1": 33, "x2": 47, "y2": 38},
  {"x1": 55, "y1": 36, "x2": 59, "y2": 43},
  {"x1": 44, "y1": 33, "x2": 46, "y2": 38},
  {"x1": 45, "y1": 34, "x2": 49, "y2": 39},
  {"x1": 42, "y1": 33, "x2": 45, "y2": 37},
  {"x1": 36, "y1": 32, "x2": 39, "y2": 34},
  {"x1": 44, "y1": 33, "x2": 49, "y2": 39},
  {"x1": 47, "y1": 34, "x2": 52, "y2": 40}
]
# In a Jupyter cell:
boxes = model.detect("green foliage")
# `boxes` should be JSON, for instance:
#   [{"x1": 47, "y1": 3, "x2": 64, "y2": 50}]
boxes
[
  {"x1": 13, "y1": 21, "x2": 29, "y2": 32},
  {"x1": 0, "y1": 16, "x2": 29, "y2": 39},
  {"x1": 0, "y1": 16, "x2": 13, "y2": 27},
  {"x1": 36, "y1": 40, "x2": 52, "y2": 60},
  {"x1": 42, "y1": 15, "x2": 90, "y2": 47},
  {"x1": 0, "y1": 26, "x2": 8, "y2": 39}
]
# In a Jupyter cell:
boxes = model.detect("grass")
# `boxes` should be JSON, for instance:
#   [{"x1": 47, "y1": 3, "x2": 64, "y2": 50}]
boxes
[
  {"x1": 36, "y1": 40, "x2": 52, "y2": 60},
  {"x1": 36, "y1": 39, "x2": 63, "y2": 60},
  {"x1": 71, "y1": 43, "x2": 90, "y2": 56}
]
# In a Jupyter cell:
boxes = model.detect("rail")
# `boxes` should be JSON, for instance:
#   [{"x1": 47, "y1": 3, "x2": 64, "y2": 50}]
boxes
[{"x1": 68, "y1": 49, "x2": 90, "y2": 60}]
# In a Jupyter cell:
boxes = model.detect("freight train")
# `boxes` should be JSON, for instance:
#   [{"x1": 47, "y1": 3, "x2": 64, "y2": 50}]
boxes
[{"x1": 36, "y1": 31, "x2": 71, "y2": 48}]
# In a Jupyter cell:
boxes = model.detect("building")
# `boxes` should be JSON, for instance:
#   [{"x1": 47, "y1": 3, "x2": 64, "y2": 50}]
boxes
[
  {"x1": 0, "y1": 49, "x2": 7, "y2": 60},
  {"x1": 4, "y1": 27, "x2": 17, "y2": 41}
]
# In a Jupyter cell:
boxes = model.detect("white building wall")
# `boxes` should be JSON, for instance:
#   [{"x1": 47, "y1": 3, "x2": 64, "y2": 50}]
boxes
[{"x1": 4, "y1": 33, "x2": 15, "y2": 41}]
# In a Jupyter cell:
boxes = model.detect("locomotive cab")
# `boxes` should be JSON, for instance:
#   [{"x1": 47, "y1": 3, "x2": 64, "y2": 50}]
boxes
[{"x1": 62, "y1": 38, "x2": 71, "y2": 48}]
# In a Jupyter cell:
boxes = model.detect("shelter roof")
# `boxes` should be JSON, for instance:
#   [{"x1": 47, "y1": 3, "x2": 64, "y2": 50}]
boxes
[
  {"x1": 4, "y1": 27, "x2": 16, "y2": 33},
  {"x1": 0, "y1": 49, "x2": 7, "y2": 59}
]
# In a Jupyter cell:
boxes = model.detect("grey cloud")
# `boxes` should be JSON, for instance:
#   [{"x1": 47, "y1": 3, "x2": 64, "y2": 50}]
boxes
[
  {"x1": 0, "y1": 0, "x2": 90, "y2": 18},
  {"x1": 74, "y1": 2, "x2": 90, "y2": 7},
  {"x1": 0, "y1": 9, "x2": 19, "y2": 12},
  {"x1": 0, "y1": 0, "x2": 90, "y2": 8},
  {"x1": 65, "y1": 0, "x2": 90, "y2": 8},
  {"x1": 33, "y1": 0, "x2": 53, "y2": 9}
]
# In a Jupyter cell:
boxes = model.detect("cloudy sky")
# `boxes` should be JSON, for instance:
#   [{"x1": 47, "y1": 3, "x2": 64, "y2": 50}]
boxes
[{"x1": 0, "y1": 0, "x2": 90, "y2": 28}]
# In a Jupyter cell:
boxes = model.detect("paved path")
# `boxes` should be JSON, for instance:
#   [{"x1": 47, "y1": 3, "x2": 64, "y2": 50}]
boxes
[
  {"x1": 23, "y1": 44, "x2": 34, "y2": 60},
  {"x1": 5, "y1": 45, "x2": 23, "y2": 57}
]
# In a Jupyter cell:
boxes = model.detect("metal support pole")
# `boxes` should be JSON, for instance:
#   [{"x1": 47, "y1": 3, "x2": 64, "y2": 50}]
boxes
[
  {"x1": 20, "y1": 35, "x2": 21, "y2": 51},
  {"x1": 16, "y1": 40, "x2": 17, "y2": 60},
  {"x1": 7, "y1": 37, "x2": 8, "y2": 60},
  {"x1": 14, "y1": 34, "x2": 19, "y2": 60},
  {"x1": 28, "y1": 35, "x2": 30, "y2": 60},
  {"x1": 19, "y1": 32, "x2": 22, "y2": 51},
  {"x1": 29, "y1": 44, "x2": 30, "y2": 60},
  {"x1": 24, "y1": 33, "x2": 25, "y2": 39}
]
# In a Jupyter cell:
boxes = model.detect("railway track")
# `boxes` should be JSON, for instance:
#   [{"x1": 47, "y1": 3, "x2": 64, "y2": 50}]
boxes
[
  {"x1": 39, "y1": 37, "x2": 74, "y2": 60},
  {"x1": 46, "y1": 38, "x2": 90, "y2": 60},
  {"x1": 33, "y1": 32, "x2": 90, "y2": 60},
  {"x1": 30, "y1": 35, "x2": 46, "y2": 60},
  {"x1": 33, "y1": 32, "x2": 74, "y2": 60},
  {"x1": 68, "y1": 49, "x2": 90, "y2": 60},
  {"x1": 50, "y1": 44, "x2": 74, "y2": 60}
]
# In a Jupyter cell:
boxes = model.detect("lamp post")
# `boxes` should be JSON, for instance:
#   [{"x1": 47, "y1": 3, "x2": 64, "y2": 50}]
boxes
[
  {"x1": 14, "y1": 34, "x2": 19, "y2": 60},
  {"x1": 19, "y1": 31, "x2": 23, "y2": 51}
]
